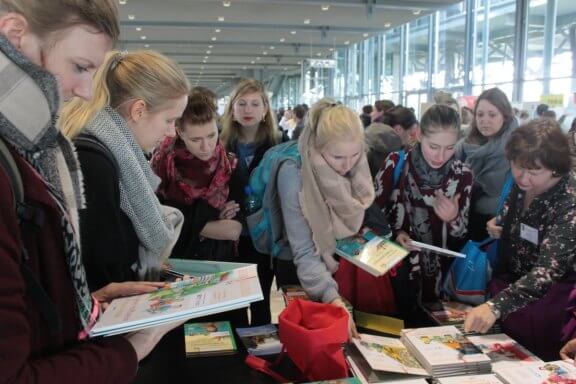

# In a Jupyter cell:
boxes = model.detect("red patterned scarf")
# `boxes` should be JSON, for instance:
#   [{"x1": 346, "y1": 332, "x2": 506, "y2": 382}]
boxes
[{"x1": 152, "y1": 137, "x2": 237, "y2": 210}]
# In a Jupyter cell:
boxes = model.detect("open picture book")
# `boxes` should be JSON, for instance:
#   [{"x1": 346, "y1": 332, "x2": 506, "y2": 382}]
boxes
[
  {"x1": 336, "y1": 229, "x2": 409, "y2": 277},
  {"x1": 90, "y1": 259, "x2": 263, "y2": 337}
]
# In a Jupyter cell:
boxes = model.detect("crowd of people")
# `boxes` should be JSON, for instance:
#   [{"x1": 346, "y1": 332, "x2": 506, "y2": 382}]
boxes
[{"x1": 1, "y1": 0, "x2": 576, "y2": 382}]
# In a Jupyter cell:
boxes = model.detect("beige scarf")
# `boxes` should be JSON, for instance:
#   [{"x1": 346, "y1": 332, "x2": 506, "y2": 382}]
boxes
[{"x1": 298, "y1": 125, "x2": 375, "y2": 272}]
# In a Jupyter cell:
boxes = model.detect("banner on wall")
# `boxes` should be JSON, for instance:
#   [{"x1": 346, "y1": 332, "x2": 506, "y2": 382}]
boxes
[{"x1": 539, "y1": 94, "x2": 564, "y2": 107}]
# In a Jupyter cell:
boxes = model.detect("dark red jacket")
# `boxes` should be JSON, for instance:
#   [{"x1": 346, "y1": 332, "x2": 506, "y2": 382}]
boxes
[{"x1": 0, "y1": 150, "x2": 137, "y2": 384}]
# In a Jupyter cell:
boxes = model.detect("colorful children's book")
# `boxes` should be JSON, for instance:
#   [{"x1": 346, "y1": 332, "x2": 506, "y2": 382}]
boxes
[
  {"x1": 184, "y1": 321, "x2": 237, "y2": 357},
  {"x1": 467, "y1": 334, "x2": 541, "y2": 371},
  {"x1": 90, "y1": 261, "x2": 262, "y2": 337},
  {"x1": 422, "y1": 301, "x2": 472, "y2": 325},
  {"x1": 495, "y1": 360, "x2": 576, "y2": 384},
  {"x1": 236, "y1": 324, "x2": 282, "y2": 356},
  {"x1": 281, "y1": 285, "x2": 310, "y2": 307},
  {"x1": 335, "y1": 229, "x2": 409, "y2": 277}
]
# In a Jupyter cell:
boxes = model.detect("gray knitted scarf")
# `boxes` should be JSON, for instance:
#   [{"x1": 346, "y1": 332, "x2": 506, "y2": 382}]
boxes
[
  {"x1": 0, "y1": 35, "x2": 94, "y2": 333},
  {"x1": 85, "y1": 107, "x2": 174, "y2": 280}
]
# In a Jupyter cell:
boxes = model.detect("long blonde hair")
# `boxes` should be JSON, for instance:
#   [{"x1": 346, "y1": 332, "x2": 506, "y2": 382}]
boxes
[
  {"x1": 60, "y1": 50, "x2": 189, "y2": 139},
  {"x1": 307, "y1": 97, "x2": 364, "y2": 149},
  {"x1": 220, "y1": 79, "x2": 278, "y2": 148},
  {"x1": 0, "y1": 0, "x2": 119, "y2": 43}
]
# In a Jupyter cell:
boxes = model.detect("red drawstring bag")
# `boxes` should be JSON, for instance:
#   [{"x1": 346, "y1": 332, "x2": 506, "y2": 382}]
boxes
[{"x1": 246, "y1": 299, "x2": 350, "y2": 382}]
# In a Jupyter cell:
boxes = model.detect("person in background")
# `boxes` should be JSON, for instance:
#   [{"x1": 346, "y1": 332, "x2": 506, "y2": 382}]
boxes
[
  {"x1": 0, "y1": 1, "x2": 183, "y2": 381},
  {"x1": 221, "y1": 79, "x2": 282, "y2": 326},
  {"x1": 464, "y1": 120, "x2": 576, "y2": 361},
  {"x1": 536, "y1": 103, "x2": 549, "y2": 118},
  {"x1": 60, "y1": 50, "x2": 189, "y2": 291},
  {"x1": 461, "y1": 106, "x2": 474, "y2": 126},
  {"x1": 381, "y1": 105, "x2": 419, "y2": 148},
  {"x1": 455, "y1": 87, "x2": 517, "y2": 241},
  {"x1": 364, "y1": 122, "x2": 403, "y2": 177},
  {"x1": 273, "y1": 98, "x2": 376, "y2": 337},
  {"x1": 279, "y1": 108, "x2": 295, "y2": 135},
  {"x1": 434, "y1": 90, "x2": 460, "y2": 114},
  {"x1": 375, "y1": 104, "x2": 473, "y2": 307},
  {"x1": 542, "y1": 110, "x2": 557, "y2": 121},
  {"x1": 360, "y1": 104, "x2": 373, "y2": 128},
  {"x1": 519, "y1": 110, "x2": 531, "y2": 125},
  {"x1": 151, "y1": 89, "x2": 247, "y2": 327},
  {"x1": 371, "y1": 99, "x2": 395, "y2": 123},
  {"x1": 291, "y1": 104, "x2": 307, "y2": 140}
]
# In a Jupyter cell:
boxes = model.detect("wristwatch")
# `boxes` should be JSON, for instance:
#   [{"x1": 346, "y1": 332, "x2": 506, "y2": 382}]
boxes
[{"x1": 485, "y1": 301, "x2": 501, "y2": 319}]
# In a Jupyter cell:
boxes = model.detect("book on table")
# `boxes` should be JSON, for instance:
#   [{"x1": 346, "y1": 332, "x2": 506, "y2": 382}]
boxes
[
  {"x1": 335, "y1": 229, "x2": 409, "y2": 277},
  {"x1": 495, "y1": 360, "x2": 576, "y2": 384},
  {"x1": 89, "y1": 259, "x2": 263, "y2": 337},
  {"x1": 184, "y1": 321, "x2": 237, "y2": 357},
  {"x1": 303, "y1": 378, "x2": 362, "y2": 384},
  {"x1": 434, "y1": 374, "x2": 505, "y2": 383},
  {"x1": 422, "y1": 301, "x2": 502, "y2": 334},
  {"x1": 236, "y1": 324, "x2": 282, "y2": 356},
  {"x1": 466, "y1": 333, "x2": 541, "y2": 371}
]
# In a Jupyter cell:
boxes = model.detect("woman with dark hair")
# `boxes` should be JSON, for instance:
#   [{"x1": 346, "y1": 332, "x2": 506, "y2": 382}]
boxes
[
  {"x1": 455, "y1": 87, "x2": 517, "y2": 241},
  {"x1": 371, "y1": 99, "x2": 395, "y2": 124},
  {"x1": 465, "y1": 119, "x2": 576, "y2": 360},
  {"x1": 380, "y1": 106, "x2": 419, "y2": 147}
]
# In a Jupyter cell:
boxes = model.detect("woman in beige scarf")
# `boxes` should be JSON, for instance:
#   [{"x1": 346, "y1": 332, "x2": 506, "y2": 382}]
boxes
[{"x1": 274, "y1": 98, "x2": 375, "y2": 337}]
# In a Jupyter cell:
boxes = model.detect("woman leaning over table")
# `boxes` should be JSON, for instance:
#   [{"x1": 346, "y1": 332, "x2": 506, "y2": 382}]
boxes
[{"x1": 465, "y1": 119, "x2": 576, "y2": 361}]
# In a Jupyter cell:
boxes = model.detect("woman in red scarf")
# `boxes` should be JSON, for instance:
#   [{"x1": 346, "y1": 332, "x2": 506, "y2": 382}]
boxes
[{"x1": 151, "y1": 88, "x2": 242, "y2": 263}]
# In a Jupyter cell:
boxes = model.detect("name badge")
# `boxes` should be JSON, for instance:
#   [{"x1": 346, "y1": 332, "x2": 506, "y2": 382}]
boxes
[{"x1": 520, "y1": 223, "x2": 539, "y2": 245}]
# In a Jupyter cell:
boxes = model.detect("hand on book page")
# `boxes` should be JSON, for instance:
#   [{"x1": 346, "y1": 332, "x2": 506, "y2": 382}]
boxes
[
  {"x1": 395, "y1": 231, "x2": 421, "y2": 252},
  {"x1": 124, "y1": 317, "x2": 189, "y2": 361},
  {"x1": 560, "y1": 339, "x2": 576, "y2": 364},
  {"x1": 93, "y1": 281, "x2": 166, "y2": 310}
]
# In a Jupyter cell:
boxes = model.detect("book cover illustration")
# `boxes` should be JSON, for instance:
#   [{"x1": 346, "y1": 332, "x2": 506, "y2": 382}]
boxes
[
  {"x1": 436, "y1": 374, "x2": 505, "y2": 383},
  {"x1": 236, "y1": 324, "x2": 282, "y2": 356},
  {"x1": 496, "y1": 360, "x2": 576, "y2": 384},
  {"x1": 90, "y1": 262, "x2": 262, "y2": 337},
  {"x1": 336, "y1": 229, "x2": 409, "y2": 277},
  {"x1": 423, "y1": 301, "x2": 472, "y2": 325},
  {"x1": 353, "y1": 334, "x2": 427, "y2": 376},
  {"x1": 184, "y1": 321, "x2": 237, "y2": 356},
  {"x1": 467, "y1": 334, "x2": 540, "y2": 370}
]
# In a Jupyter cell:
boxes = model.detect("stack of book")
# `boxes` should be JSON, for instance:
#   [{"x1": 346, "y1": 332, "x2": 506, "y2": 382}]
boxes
[
  {"x1": 346, "y1": 333, "x2": 429, "y2": 384},
  {"x1": 466, "y1": 334, "x2": 541, "y2": 371},
  {"x1": 236, "y1": 324, "x2": 283, "y2": 356},
  {"x1": 434, "y1": 374, "x2": 505, "y2": 383},
  {"x1": 183, "y1": 321, "x2": 237, "y2": 357},
  {"x1": 400, "y1": 326, "x2": 492, "y2": 377},
  {"x1": 495, "y1": 360, "x2": 576, "y2": 383},
  {"x1": 89, "y1": 259, "x2": 263, "y2": 337}
]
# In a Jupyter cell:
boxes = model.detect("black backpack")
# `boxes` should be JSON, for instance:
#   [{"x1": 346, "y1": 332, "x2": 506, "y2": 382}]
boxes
[{"x1": 0, "y1": 138, "x2": 61, "y2": 334}]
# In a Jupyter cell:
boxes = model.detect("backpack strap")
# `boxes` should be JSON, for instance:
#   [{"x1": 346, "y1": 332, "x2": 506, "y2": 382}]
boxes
[
  {"x1": 392, "y1": 149, "x2": 406, "y2": 190},
  {"x1": 0, "y1": 138, "x2": 62, "y2": 335},
  {"x1": 74, "y1": 134, "x2": 119, "y2": 177}
]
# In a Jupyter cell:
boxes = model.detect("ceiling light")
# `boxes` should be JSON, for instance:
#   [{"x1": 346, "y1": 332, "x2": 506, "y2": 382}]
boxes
[
  {"x1": 211, "y1": 37, "x2": 217, "y2": 41},
  {"x1": 412, "y1": 9, "x2": 422, "y2": 15},
  {"x1": 250, "y1": 61, "x2": 255, "y2": 64},
  {"x1": 280, "y1": 38, "x2": 285, "y2": 42},
  {"x1": 316, "y1": 52, "x2": 322, "y2": 56},
  {"x1": 208, "y1": 45, "x2": 213, "y2": 48},
  {"x1": 384, "y1": 23, "x2": 391, "y2": 28},
  {"x1": 218, "y1": 16, "x2": 225, "y2": 22},
  {"x1": 363, "y1": 33, "x2": 369, "y2": 38},
  {"x1": 297, "y1": 61, "x2": 302, "y2": 65},
  {"x1": 243, "y1": 66, "x2": 247, "y2": 70},
  {"x1": 321, "y1": 4, "x2": 330, "y2": 11},
  {"x1": 119, "y1": 0, "x2": 126, "y2": 4},
  {"x1": 270, "y1": 46, "x2": 275, "y2": 50},
  {"x1": 204, "y1": 56, "x2": 209, "y2": 59},
  {"x1": 344, "y1": 40, "x2": 350, "y2": 45},
  {"x1": 256, "y1": 57, "x2": 261, "y2": 60},
  {"x1": 329, "y1": 48, "x2": 334, "y2": 51},
  {"x1": 215, "y1": 28, "x2": 221, "y2": 33},
  {"x1": 284, "y1": 67, "x2": 288, "y2": 70},
  {"x1": 290, "y1": 31, "x2": 296, "y2": 35},
  {"x1": 203, "y1": 59, "x2": 207, "y2": 63},
  {"x1": 303, "y1": 19, "x2": 310, "y2": 24},
  {"x1": 206, "y1": 50, "x2": 211, "y2": 54},
  {"x1": 135, "y1": 27, "x2": 142, "y2": 31},
  {"x1": 140, "y1": 35, "x2": 146, "y2": 40},
  {"x1": 263, "y1": 51, "x2": 268, "y2": 55},
  {"x1": 222, "y1": 1, "x2": 231, "y2": 7},
  {"x1": 128, "y1": 14, "x2": 135, "y2": 20},
  {"x1": 144, "y1": 44, "x2": 149, "y2": 48}
]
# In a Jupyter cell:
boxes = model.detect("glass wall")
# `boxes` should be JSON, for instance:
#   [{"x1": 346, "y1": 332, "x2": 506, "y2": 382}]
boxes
[{"x1": 270, "y1": 0, "x2": 576, "y2": 123}]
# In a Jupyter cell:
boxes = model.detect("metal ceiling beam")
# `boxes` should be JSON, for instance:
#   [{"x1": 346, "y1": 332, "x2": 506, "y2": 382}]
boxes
[
  {"x1": 120, "y1": 39, "x2": 344, "y2": 48},
  {"x1": 178, "y1": 61, "x2": 299, "y2": 67},
  {"x1": 162, "y1": 52, "x2": 313, "y2": 59},
  {"x1": 204, "y1": 0, "x2": 455, "y2": 11}
]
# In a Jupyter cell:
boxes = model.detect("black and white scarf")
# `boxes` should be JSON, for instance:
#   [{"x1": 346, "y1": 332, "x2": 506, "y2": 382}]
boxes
[{"x1": 0, "y1": 35, "x2": 94, "y2": 334}]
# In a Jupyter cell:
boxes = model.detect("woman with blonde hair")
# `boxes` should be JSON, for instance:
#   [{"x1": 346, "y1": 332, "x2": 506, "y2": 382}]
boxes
[
  {"x1": 0, "y1": 1, "x2": 184, "y2": 381},
  {"x1": 60, "y1": 50, "x2": 189, "y2": 291},
  {"x1": 220, "y1": 79, "x2": 282, "y2": 325},
  {"x1": 273, "y1": 98, "x2": 377, "y2": 337}
]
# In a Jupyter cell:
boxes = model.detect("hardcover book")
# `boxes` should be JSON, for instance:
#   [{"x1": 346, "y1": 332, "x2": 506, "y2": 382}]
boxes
[
  {"x1": 90, "y1": 260, "x2": 263, "y2": 337},
  {"x1": 466, "y1": 334, "x2": 541, "y2": 371},
  {"x1": 435, "y1": 374, "x2": 505, "y2": 383},
  {"x1": 236, "y1": 324, "x2": 282, "y2": 356},
  {"x1": 495, "y1": 360, "x2": 576, "y2": 384},
  {"x1": 335, "y1": 229, "x2": 409, "y2": 277},
  {"x1": 184, "y1": 321, "x2": 237, "y2": 357}
]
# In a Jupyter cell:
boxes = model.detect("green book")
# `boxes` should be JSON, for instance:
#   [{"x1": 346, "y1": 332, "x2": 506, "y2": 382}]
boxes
[{"x1": 184, "y1": 321, "x2": 237, "y2": 357}]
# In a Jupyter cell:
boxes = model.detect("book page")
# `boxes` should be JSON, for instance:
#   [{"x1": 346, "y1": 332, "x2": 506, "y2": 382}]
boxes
[
  {"x1": 467, "y1": 334, "x2": 541, "y2": 370},
  {"x1": 496, "y1": 360, "x2": 576, "y2": 384}
]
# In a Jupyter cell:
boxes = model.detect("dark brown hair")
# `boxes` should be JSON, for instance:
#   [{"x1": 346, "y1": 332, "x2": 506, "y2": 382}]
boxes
[
  {"x1": 505, "y1": 119, "x2": 571, "y2": 175},
  {"x1": 374, "y1": 99, "x2": 394, "y2": 113},
  {"x1": 467, "y1": 87, "x2": 514, "y2": 145},
  {"x1": 177, "y1": 87, "x2": 218, "y2": 129},
  {"x1": 381, "y1": 106, "x2": 418, "y2": 131}
]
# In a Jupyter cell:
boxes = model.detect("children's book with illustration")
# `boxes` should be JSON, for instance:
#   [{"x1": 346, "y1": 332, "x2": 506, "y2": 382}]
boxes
[
  {"x1": 184, "y1": 321, "x2": 237, "y2": 357},
  {"x1": 90, "y1": 261, "x2": 263, "y2": 337},
  {"x1": 236, "y1": 324, "x2": 282, "y2": 356},
  {"x1": 435, "y1": 374, "x2": 505, "y2": 384},
  {"x1": 336, "y1": 229, "x2": 409, "y2": 277},
  {"x1": 495, "y1": 360, "x2": 576, "y2": 384},
  {"x1": 400, "y1": 326, "x2": 492, "y2": 377},
  {"x1": 466, "y1": 334, "x2": 541, "y2": 371},
  {"x1": 422, "y1": 301, "x2": 502, "y2": 334},
  {"x1": 280, "y1": 285, "x2": 310, "y2": 307},
  {"x1": 352, "y1": 334, "x2": 428, "y2": 376}
]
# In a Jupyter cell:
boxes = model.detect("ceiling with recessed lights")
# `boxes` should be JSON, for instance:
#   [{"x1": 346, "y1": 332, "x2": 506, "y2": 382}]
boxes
[{"x1": 117, "y1": 0, "x2": 462, "y2": 92}]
